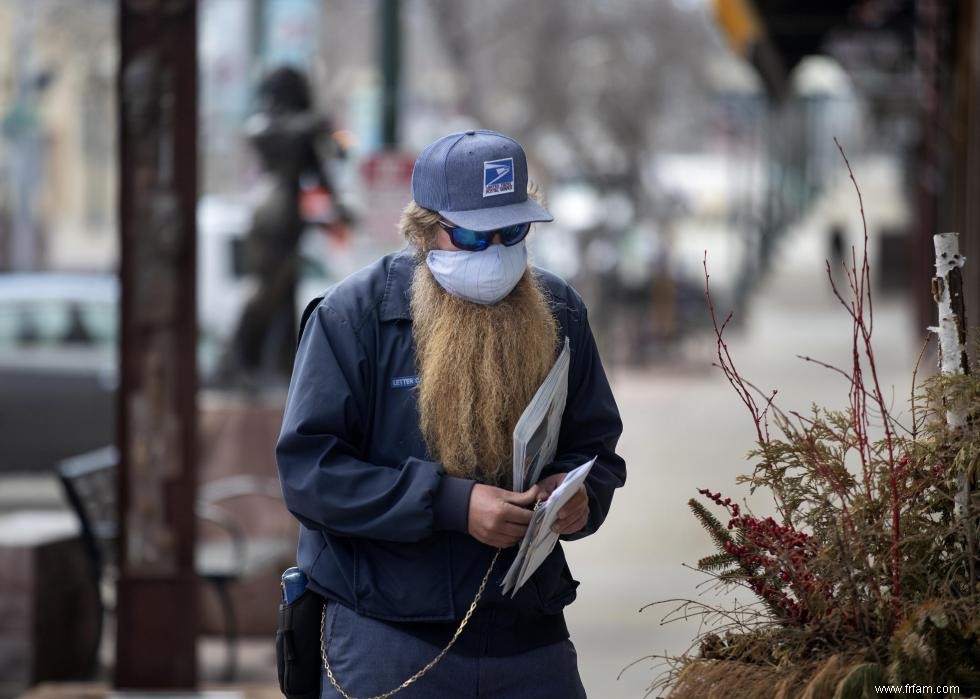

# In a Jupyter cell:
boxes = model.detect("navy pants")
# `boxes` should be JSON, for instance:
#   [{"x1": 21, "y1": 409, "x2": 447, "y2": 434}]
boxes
[{"x1": 320, "y1": 602, "x2": 588, "y2": 699}]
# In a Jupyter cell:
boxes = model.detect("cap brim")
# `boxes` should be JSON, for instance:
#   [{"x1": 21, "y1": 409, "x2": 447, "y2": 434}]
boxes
[{"x1": 439, "y1": 198, "x2": 553, "y2": 232}]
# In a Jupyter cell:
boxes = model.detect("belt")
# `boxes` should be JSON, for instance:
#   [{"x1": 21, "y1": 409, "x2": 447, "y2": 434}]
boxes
[{"x1": 382, "y1": 605, "x2": 570, "y2": 657}]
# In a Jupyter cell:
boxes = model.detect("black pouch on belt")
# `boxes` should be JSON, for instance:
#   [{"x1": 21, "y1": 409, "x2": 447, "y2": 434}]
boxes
[{"x1": 276, "y1": 588, "x2": 325, "y2": 699}]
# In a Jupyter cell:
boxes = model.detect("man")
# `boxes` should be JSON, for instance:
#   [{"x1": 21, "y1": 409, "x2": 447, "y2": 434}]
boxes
[{"x1": 277, "y1": 130, "x2": 626, "y2": 698}]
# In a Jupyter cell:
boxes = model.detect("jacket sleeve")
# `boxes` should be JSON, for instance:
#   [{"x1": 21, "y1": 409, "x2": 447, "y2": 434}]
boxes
[
  {"x1": 538, "y1": 292, "x2": 626, "y2": 541},
  {"x1": 276, "y1": 303, "x2": 474, "y2": 543}
]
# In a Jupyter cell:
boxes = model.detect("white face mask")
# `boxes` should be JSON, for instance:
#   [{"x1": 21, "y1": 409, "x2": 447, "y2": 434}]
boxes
[{"x1": 425, "y1": 241, "x2": 528, "y2": 305}]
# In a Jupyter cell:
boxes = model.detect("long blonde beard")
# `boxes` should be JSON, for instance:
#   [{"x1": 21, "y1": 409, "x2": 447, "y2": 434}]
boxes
[{"x1": 411, "y1": 262, "x2": 558, "y2": 488}]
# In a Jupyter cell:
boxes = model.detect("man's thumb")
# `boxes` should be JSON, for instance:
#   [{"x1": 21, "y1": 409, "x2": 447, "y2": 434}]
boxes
[{"x1": 506, "y1": 485, "x2": 541, "y2": 506}]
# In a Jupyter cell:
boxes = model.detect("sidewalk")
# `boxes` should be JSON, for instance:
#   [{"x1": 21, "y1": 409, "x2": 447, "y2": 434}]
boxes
[
  {"x1": 18, "y1": 685, "x2": 280, "y2": 699},
  {"x1": 10, "y1": 637, "x2": 278, "y2": 699}
]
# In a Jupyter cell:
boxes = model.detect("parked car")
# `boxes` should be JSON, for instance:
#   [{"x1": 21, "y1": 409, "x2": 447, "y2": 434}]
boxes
[
  {"x1": 0, "y1": 273, "x2": 118, "y2": 473},
  {"x1": 0, "y1": 197, "x2": 336, "y2": 473}
]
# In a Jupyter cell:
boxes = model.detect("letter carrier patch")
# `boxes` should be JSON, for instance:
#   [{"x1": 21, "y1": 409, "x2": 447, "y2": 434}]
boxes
[
  {"x1": 391, "y1": 375, "x2": 418, "y2": 389},
  {"x1": 483, "y1": 158, "x2": 515, "y2": 197}
]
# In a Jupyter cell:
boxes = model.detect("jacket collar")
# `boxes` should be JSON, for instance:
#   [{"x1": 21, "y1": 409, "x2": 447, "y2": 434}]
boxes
[{"x1": 380, "y1": 247, "x2": 417, "y2": 322}]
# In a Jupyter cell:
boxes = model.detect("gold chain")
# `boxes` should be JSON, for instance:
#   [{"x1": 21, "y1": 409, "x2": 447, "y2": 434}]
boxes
[{"x1": 319, "y1": 548, "x2": 500, "y2": 699}]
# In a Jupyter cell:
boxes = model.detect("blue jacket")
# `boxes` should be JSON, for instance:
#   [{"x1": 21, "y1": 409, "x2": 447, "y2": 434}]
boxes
[{"x1": 276, "y1": 247, "x2": 626, "y2": 626}]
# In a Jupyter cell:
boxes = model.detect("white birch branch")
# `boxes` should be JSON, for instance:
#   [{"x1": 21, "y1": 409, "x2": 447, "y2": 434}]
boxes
[{"x1": 929, "y1": 232, "x2": 970, "y2": 520}]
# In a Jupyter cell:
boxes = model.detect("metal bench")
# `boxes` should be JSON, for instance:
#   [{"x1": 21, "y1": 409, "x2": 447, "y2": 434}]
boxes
[{"x1": 57, "y1": 446, "x2": 293, "y2": 681}]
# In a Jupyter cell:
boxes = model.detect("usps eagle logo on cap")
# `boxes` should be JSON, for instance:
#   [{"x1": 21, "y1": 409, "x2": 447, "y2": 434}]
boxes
[{"x1": 483, "y1": 158, "x2": 515, "y2": 197}]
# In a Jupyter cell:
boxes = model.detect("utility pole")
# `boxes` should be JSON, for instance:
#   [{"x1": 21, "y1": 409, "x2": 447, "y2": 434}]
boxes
[
  {"x1": 380, "y1": 0, "x2": 401, "y2": 148},
  {"x1": 116, "y1": 0, "x2": 199, "y2": 688}
]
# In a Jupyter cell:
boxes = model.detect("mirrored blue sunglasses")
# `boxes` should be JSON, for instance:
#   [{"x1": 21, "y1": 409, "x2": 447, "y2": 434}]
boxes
[{"x1": 438, "y1": 221, "x2": 531, "y2": 252}]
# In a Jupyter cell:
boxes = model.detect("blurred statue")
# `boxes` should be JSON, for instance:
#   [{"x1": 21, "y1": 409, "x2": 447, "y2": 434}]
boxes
[{"x1": 220, "y1": 66, "x2": 350, "y2": 388}]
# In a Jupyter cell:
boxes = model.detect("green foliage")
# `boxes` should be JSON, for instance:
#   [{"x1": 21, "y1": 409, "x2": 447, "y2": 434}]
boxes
[
  {"x1": 688, "y1": 498, "x2": 732, "y2": 553},
  {"x1": 661, "y1": 172, "x2": 980, "y2": 695},
  {"x1": 696, "y1": 551, "x2": 738, "y2": 573},
  {"x1": 680, "y1": 369, "x2": 980, "y2": 695}
]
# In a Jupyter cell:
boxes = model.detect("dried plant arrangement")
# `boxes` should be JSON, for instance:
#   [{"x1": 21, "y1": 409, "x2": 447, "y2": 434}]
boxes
[{"x1": 647, "y1": 144, "x2": 980, "y2": 698}]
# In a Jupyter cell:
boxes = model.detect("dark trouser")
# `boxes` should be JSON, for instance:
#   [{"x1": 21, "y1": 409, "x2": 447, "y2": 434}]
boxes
[{"x1": 320, "y1": 602, "x2": 587, "y2": 699}]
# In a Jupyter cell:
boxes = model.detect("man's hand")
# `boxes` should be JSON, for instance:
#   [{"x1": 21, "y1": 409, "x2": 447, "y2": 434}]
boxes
[
  {"x1": 536, "y1": 473, "x2": 589, "y2": 535},
  {"x1": 467, "y1": 484, "x2": 540, "y2": 548}
]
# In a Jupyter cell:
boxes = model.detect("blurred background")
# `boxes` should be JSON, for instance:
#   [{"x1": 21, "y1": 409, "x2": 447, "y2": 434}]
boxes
[{"x1": 0, "y1": 0, "x2": 977, "y2": 697}]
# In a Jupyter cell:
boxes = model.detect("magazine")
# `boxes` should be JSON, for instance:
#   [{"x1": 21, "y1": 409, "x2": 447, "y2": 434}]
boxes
[
  {"x1": 512, "y1": 337, "x2": 570, "y2": 492},
  {"x1": 500, "y1": 456, "x2": 596, "y2": 596}
]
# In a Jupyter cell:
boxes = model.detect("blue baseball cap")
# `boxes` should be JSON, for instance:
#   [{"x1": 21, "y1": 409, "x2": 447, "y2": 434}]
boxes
[{"x1": 411, "y1": 130, "x2": 554, "y2": 232}]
